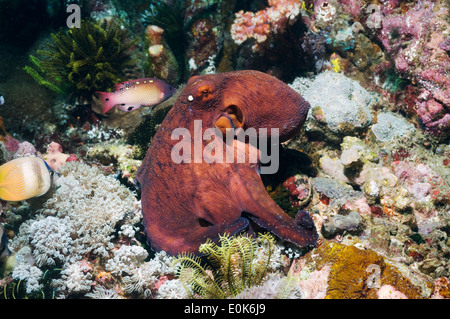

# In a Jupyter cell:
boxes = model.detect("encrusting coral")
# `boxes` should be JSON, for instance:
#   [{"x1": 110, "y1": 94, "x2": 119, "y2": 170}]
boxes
[{"x1": 291, "y1": 241, "x2": 424, "y2": 299}]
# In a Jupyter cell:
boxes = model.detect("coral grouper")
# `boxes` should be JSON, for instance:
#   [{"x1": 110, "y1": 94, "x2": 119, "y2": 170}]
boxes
[{"x1": 136, "y1": 70, "x2": 318, "y2": 255}]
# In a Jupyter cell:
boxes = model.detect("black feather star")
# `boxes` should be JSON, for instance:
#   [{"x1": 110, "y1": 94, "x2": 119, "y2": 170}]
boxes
[{"x1": 24, "y1": 19, "x2": 136, "y2": 103}]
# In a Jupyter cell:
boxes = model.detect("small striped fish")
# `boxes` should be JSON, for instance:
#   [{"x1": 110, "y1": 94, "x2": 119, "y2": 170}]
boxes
[
  {"x1": 96, "y1": 78, "x2": 176, "y2": 113},
  {"x1": 0, "y1": 157, "x2": 52, "y2": 202}
]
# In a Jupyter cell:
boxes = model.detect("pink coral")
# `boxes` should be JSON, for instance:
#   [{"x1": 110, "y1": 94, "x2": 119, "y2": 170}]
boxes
[
  {"x1": 337, "y1": 0, "x2": 362, "y2": 18},
  {"x1": 42, "y1": 142, "x2": 75, "y2": 171},
  {"x1": 230, "y1": 0, "x2": 302, "y2": 51},
  {"x1": 377, "y1": 284, "x2": 408, "y2": 299},
  {"x1": 416, "y1": 98, "x2": 450, "y2": 136},
  {"x1": 13, "y1": 141, "x2": 36, "y2": 159},
  {"x1": 379, "y1": 0, "x2": 399, "y2": 15},
  {"x1": 430, "y1": 277, "x2": 450, "y2": 299},
  {"x1": 290, "y1": 259, "x2": 330, "y2": 299},
  {"x1": 392, "y1": 161, "x2": 447, "y2": 202},
  {"x1": 377, "y1": 0, "x2": 449, "y2": 137},
  {"x1": 343, "y1": 197, "x2": 371, "y2": 216},
  {"x1": 3, "y1": 135, "x2": 20, "y2": 154}
]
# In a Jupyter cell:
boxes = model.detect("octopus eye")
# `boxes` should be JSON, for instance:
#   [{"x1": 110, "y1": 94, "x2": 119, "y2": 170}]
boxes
[{"x1": 196, "y1": 84, "x2": 214, "y2": 101}]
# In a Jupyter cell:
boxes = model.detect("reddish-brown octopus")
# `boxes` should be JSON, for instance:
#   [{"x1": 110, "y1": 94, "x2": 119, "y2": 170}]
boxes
[{"x1": 136, "y1": 70, "x2": 318, "y2": 255}]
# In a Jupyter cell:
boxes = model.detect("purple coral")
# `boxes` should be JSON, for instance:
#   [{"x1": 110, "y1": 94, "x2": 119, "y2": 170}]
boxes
[
  {"x1": 416, "y1": 99, "x2": 450, "y2": 136},
  {"x1": 230, "y1": 0, "x2": 302, "y2": 51},
  {"x1": 377, "y1": 0, "x2": 449, "y2": 137},
  {"x1": 339, "y1": 0, "x2": 362, "y2": 18},
  {"x1": 13, "y1": 141, "x2": 36, "y2": 159},
  {"x1": 392, "y1": 161, "x2": 448, "y2": 203}
]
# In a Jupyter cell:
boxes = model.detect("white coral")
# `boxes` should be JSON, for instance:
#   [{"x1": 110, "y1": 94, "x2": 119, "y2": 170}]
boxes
[
  {"x1": 11, "y1": 246, "x2": 43, "y2": 294},
  {"x1": 12, "y1": 263, "x2": 43, "y2": 294},
  {"x1": 122, "y1": 258, "x2": 166, "y2": 297},
  {"x1": 60, "y1": 261, "x2": 93, "y2": 294},
  {"x1": 253, "y1": 242, "x2": 285, "y2": 272},
  {"x1": 118, "y1": 224, "x2": 137, "y2": 238},
  {"x1": 316, "y1": 2, "x2": 336, "y2": 23},
  {"x1": 153, "y1": 251, "x2": 177, "y2": 275},
  {"x1": 39, "y1": 162, "x2": 141, "y2": 258},
  {"x1": 105, "y1": 245, "x2": 149, "y2": 276},
  {"x1": 85, "y1": 285, "x2": 120, "y2": 299},
  {"x1": 29, "y1": 216, "x2": 73, "y2": 267},
  {"x1": 7, "y1": 161, "x2": 146, "y2": 299},
  {"x1": 156, "y1": 279, "x2": 189, "y2": 299},
  {"x1": 234, "y1": 273, "x2": 302, "y2": 299}
]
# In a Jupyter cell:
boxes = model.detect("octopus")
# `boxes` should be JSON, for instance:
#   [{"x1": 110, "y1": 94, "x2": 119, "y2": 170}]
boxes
[{"x1": 136, "y1": 70, "x2": 318, "y2": 255}]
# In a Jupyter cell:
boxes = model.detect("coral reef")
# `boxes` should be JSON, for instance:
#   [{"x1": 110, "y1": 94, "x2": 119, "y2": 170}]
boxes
[
  {"x1": 376, "y1": 0, "x2": 450, "y2": 139},
  {"x1": 292, "y1": 71, "x2": 375, "y2": 139},
  {"x1": 371, "y1": 112, "x2": 415, "y2": 142},
  {"x1": 230, "y1": 0, "x2": 304, "y2": 52},
  {"x1": 144, "y1": 25, "x2": 180, "y2": 84},
  {"x1": 291, "y1": 241, "x2": 424, "y2": 299},
  {"x1": 4, "y1": 161, "x2": 143, "y2": 298},
  {"x1": 86, "y1": 141, "x2": 142, "y2": 182}
]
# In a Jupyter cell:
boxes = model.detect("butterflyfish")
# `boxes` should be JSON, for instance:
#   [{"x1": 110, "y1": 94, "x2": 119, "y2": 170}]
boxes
[{"x1": 0, "y1": 157, "x2": 54, "y2": 202}]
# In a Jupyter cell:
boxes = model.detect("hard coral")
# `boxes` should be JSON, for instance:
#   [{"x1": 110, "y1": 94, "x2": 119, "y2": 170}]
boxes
[
  {"x1": 377, "y1": 0, "x2": 450, "y2": 138},
  {"x1": 296, "y1": 241, "x2": 423, "y2": 299},
  {"x1": 145, "y1": 25, "x2": 180, "y2": 84},
  {"x1": 300, "y1": 71, "x2": 374, "y2": 137},
  {"x1": 42, "y1": 141, "x2": 73, "y2": 171},
  {"x1": 231, "y1": 0, "x2": 303, "y2": 52},
  {"x1": 392, "y1": 160, "x2": 448, "y2": 204}
]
